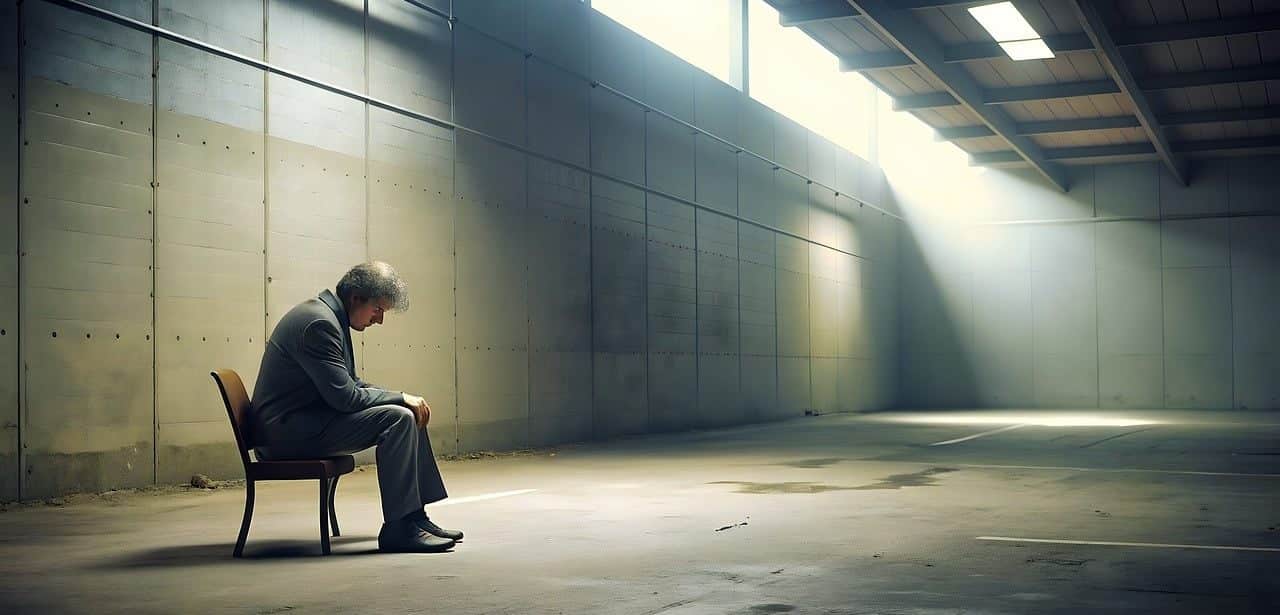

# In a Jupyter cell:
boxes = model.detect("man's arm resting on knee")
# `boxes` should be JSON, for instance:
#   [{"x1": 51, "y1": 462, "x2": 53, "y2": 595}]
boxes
[{"x1": 298, "y1": 319, "x2": 406, "y2": 412}]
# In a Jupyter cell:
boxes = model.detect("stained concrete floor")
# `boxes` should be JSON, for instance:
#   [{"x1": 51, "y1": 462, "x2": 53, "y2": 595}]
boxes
[{"x1": 1, "y1": 409, "x2": 1279, "y2": 614}]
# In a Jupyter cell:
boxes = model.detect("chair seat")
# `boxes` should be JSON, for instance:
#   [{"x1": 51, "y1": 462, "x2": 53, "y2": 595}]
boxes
[{"x1": 246, "y1": 455, "x2": 356, "y2": 480}]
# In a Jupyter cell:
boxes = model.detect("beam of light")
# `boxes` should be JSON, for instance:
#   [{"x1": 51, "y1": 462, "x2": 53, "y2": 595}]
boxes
[{"x1": 433, "y1": 489, "x2": 537, "y2": 507}]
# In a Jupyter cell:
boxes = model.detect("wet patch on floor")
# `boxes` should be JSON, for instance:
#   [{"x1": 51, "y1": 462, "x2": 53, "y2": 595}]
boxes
[
  {"x1": 708, "y1": 481, "x2": 855, "y2": 494},
  {"x1": 851, "y1": 467, "x2": 958, "y2": 490},
  {"x1": 774, "y1": 457, "x2": 844, "y2": 468},
  {"x1": 743, "y1": 604, "x2": 796, "y2": 613}
]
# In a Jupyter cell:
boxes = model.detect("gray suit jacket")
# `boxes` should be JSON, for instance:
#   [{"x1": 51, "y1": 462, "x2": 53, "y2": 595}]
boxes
[{"x1": 250, "y1": 289, "x2": 405, "y2": 444}]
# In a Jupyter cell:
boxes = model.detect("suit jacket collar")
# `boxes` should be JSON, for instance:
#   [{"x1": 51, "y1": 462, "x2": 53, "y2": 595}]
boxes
[{"x1": 318, "y1": 289, "x2": 350, "y2": 331}]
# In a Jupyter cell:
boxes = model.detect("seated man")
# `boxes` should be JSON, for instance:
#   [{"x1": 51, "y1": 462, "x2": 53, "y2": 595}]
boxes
[{"x1": 250, "y1": 261, "x2": 462, "y2": 553}]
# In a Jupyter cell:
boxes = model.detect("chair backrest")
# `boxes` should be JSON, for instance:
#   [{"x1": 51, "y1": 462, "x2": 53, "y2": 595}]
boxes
[{"x1": 211, "y1": 369, "x2": 254, "y2": 469}]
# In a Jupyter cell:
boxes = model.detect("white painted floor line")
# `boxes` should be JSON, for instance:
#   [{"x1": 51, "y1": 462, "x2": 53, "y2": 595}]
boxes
[
  {"x1": 951, "y1": 463, "x2": 1280, "y2": 478},
  {"x1": 928, "y1": 424, "x2": 1029, "y2": 447},
  {"x1": 977, "y1": 536, "x2": 1280, "y2": 553},
  {"x1": 434, "y1": 489, "x2": 537, "y2": 507}
]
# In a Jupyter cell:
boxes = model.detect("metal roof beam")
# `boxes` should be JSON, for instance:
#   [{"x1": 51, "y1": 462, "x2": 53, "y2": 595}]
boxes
[
  {"x1": 1112, "y1": 12, "x2": 1280, "y2": 45},
  {"x1": 939, "y1": 116, "x2": 1145, "y2": 140},
  {"x1": 893, "y1": 91, "x2": 960, "y2": 110},
  {"x1": 935, "y1": 125, "x2": 997, "y2": 140},
  {"x1": 1159, "y1": 106, "x2": 1280, "y2": 125},
  {"x1": 778, "y1": 0, "x2": 859, "y2": 27},
  {"x1": 849, "y1": 0, "x2": 1069, "y2": 190},
  {"x1": 1072, "y1": 0, "x2": 1187, "y2": 185},
  {"x1": 983, "y1": 79, "x2": 1119, "y2": 104},
  {"x1": 1139, "y1": 64, "x2": 1280, "y2": 90},
  {"x1": 1018, "y1": 115, "x2": 1142, "y2": 134},
  {"x1": 972, "y1": 137, "x2": 1280, "y2": 165}
]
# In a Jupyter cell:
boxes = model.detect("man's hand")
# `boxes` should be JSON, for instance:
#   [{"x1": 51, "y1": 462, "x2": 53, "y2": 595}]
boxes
[{"x1": 403, "y1": 393, "x2": 431, "y2": 428}]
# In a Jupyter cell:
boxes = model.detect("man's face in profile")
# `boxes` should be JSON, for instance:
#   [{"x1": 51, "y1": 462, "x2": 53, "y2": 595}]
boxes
[{"x1": 349, "y1": 296, "x2": 393, "y2": 331}]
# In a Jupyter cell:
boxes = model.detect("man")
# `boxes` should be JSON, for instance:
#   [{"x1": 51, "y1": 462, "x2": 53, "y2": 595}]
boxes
[{"x1": 250, "y1": 261, "x2": 462, "y2": 553}]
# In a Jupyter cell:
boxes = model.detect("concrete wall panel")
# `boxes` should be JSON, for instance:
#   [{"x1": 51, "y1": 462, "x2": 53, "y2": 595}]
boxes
[
  {"x1": 643, "y1": 43, "x2": 693, "y2": 124},
  {"x1": 159, "y1": 1, "x2": 264, "y2": 131},
  {"x1": 649, "y1": 353, "x2": 696, "y2": 432},
  {"x1": 695, "y1": 136, "x2": 737, "y2": 216},
  {"x1": 265, "y1": 79, "x2": 366, "y2": 331},
  {"x1": 773, "y1": 115, "x2": 807, "y2": 176},
  {"x1": 592, "y1": 179, "x2": 646, "y2": 353},
  {"x1": 368, "y1": 0, "x2": 451, "y2": 120},
  {"x1": 530, "y1": 351, "x2": 592, "y2": 446},
  {"x1": 1160, "y1": 160, "x2": 1228, "y2": 216},
  {"x1": 453, "y1": 0, "x2": 524, "y2": 49},
  {"x1": 365, "y1": 108, "x2": 457, "y2": 456},
  {"x1": 455, "y1": 133, "x2": 528, "y2": 451},
  {"x1": 1163, "y1": 268, "x2": 1232, "y2": 408},
  {"x1": 807, "y1": 132, "x2": 835, "y2": 189},
  {"x1": 154, "y1": 105, "x2": 264, "y2": 481},
  {"x1": 776, "y1": 172, "x2": 809, "y2": 239},
  {"x1": 738, "y1": 156, "x2": 775, "y2": 229},
  {"x1": 21, "y1": 75, "x2": 154, "y2": 497},
  {"x1": 528, "y1": 59, "x2": 588, "y2": 168},
  {"x1": 526, "y1": 0, "x2": 587, "y2": 76},
  {"x1": 738, "y1": 98, "x2": 773, "y2": 160},
  {"x1": 268, "y1": 0, "x2": 364, "y2": 93},
  {"x1": 593, "y1": 353, "x2": 647, "y2": 438},
  {"x1": 1229, "y1": 158, "x2": 1280, "y2": 213},
  {"x1": 1095, "y1": 162, "x2": 1157, "y2": 218},
  {"x1": 1162, "y1": 219, "x2": 1229, "y2": 268},
  {"x1": 589, "y1": 11, "x2": 643, "y2": 97},
  {"x1": 693, "y1": 71, "x2": 738, "y2": 143},
  {"x1": 25, "y1": 1, "x2": 152, "y2": 104},
  {"x1": 646, "y1": 115, "x2": 695, "y2": 201},
  {"x1": 455, "y1": 25, "x2": 525, "y2": 147},
  {"x1": 590, "y1": 88, "x2": 644, "y2": 185}
]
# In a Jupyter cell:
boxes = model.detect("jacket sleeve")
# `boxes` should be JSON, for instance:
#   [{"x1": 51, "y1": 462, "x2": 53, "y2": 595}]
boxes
[{"x1": 298, "y1": 318, "x2": 406, "y2": 413}]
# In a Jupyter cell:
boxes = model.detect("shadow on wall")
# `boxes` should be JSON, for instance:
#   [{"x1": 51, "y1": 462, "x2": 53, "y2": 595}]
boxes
[{"x1": 892, "y1": 157, "x2": 1280, "y2": 411}]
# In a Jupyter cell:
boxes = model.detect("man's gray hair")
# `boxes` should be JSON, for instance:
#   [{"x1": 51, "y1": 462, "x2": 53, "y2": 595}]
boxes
[{"x1": 336, "y1": 261, "x2": 409, "y2": 311}]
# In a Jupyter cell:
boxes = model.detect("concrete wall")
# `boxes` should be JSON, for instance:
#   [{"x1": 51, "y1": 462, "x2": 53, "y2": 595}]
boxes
[
  {"x1": 897, "y1": 160, "x2": 1280, "y2": 411},
  {"x1": 7, "y1": 0, "x2": 899, "y2": 499}
]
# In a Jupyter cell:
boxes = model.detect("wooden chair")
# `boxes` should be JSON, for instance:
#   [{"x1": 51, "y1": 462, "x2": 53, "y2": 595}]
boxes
[{"x1": 211, "y1": 369, "x2": 355, "y2": 557}]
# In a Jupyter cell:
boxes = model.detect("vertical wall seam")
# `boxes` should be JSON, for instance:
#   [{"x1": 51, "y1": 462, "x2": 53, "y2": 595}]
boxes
[
  {"x1": 585, "y1": 6, "x2": 596, "y2": 440},
  {"x1": 15, "y1": 0, "x2": 25, "y2": 499},
  {"x1": 150, "y1": 0, "x2": 159, "y2": 486},
  {"x1": 448, "y1": 4, "x2": 459, "y2": 452},
  {"x1": 1226, "y1": 168, "x2": 1235, "y2": 408},
  {"x1": 262, "y1": 0, "x2": 270, "y2": 375},
  {"x1": 693, "y1": 132, "x2": 699, "y2": 428},
  {"x1": 523, "y1": 8, "x2": 531, "y2": 447},
  {"x1": 1094, "y1": 168, "x2": 1100, "y2": 408},
  {"x1": 362, "y1": 0, "x2": 369, "y2": 377},
  {"x1": 1157, "y1": 165, "x2": 1167, "y2": 407}
]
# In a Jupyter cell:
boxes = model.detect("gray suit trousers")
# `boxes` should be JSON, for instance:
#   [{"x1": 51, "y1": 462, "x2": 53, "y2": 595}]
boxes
[{"x1": 255, "y1": 404, "x2": 447, "y2": 522}]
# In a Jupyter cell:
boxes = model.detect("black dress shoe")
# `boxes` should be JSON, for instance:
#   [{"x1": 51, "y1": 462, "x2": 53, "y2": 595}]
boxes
[
  {"x1": 378, "y1": 520, "x2": 455, "y2": 553},
  {"x1": 416, "y1": 517, "x2": 464, "y2": 542}
]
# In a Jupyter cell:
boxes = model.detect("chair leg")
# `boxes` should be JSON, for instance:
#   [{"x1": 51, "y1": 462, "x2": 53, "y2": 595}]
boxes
[
  {"x1": 319, "y1": 478, "x2": 332, "y2": 555},
  {"x1": 328, "y1": 476, "x2": 341, "y2": 537},
  {"x1": 234, "y1": 480, "x2": 255, "y2": 558}
]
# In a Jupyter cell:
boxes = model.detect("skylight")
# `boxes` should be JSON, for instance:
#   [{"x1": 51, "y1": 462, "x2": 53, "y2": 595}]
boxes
[{"x1": 968, "y1": 1, "x2": 1054, "y2": 61}]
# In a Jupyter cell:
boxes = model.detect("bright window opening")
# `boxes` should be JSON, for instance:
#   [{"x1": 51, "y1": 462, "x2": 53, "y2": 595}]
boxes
[
  {"x1": 748, "y1": 0, "x2": 874, "y2": 160},
  {"x1": 591, "y1": 0, "x2": 732, "y2": 85}
]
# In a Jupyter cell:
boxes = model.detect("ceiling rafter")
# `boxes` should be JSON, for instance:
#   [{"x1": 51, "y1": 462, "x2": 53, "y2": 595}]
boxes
[
  {"x1": 1070, "y1": 0, "x2": 1186, "y2": 185},
  {"x1": 846, "y1": 0, "x2": 1069, "y2": 190}
]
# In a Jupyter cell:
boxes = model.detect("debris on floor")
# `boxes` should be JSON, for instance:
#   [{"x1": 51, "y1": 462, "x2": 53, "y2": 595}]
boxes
[{"x1": 715, "y1": 516, "x2": 750, "y2": 532}]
